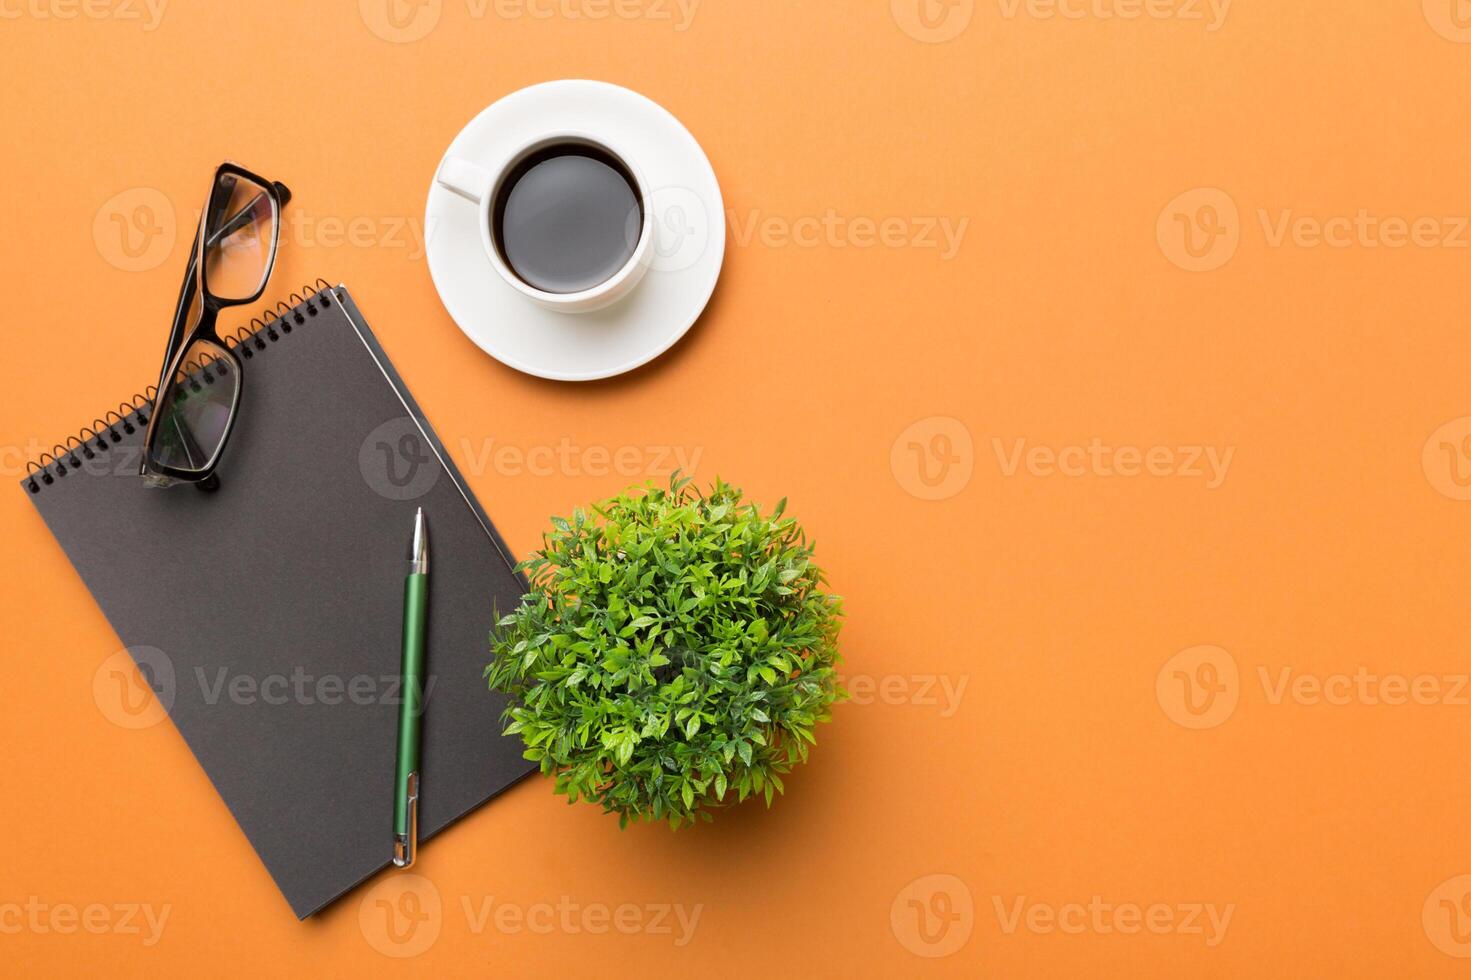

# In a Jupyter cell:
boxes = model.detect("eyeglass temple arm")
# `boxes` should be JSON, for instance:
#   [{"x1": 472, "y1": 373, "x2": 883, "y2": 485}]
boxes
[{"x1": 155, "y1": 229, "x2": 201, "y2": 397}]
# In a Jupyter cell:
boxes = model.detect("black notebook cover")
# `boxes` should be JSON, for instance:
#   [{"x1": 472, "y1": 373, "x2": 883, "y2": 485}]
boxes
[{"x1": 21, "y1": 284, "x2": 534, "y2": 918}]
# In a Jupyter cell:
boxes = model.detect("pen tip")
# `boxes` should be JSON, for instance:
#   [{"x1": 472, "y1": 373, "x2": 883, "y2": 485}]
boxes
[{"x1": 409, "y1": 508, "x2": 428, "y2": 565}]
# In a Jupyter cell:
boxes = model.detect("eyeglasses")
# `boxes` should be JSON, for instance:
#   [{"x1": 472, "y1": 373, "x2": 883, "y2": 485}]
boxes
[{"x1": 140, "y1": 162, "x2": 290, "y2": 489}]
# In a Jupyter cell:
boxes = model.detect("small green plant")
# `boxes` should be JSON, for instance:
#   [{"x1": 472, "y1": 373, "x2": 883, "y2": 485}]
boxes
[{"x1": 486, "y1": 474, "x2": 844, "y2": 829}]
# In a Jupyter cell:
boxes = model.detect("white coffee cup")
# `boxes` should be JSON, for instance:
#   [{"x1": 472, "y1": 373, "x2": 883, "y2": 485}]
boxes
[{"x1": 436, "y1": 133, "x2": 655, "y2": 314}]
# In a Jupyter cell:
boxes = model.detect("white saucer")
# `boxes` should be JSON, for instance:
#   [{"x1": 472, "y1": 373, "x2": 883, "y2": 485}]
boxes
[{"x1": 425, "y1": 80, "x2": 725, "y2": 382}]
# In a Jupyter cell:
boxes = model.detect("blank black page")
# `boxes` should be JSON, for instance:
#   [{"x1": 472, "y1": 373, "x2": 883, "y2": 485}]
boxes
[{"x1": 22, "y1": 285, "x2": 533, "y2": 918}]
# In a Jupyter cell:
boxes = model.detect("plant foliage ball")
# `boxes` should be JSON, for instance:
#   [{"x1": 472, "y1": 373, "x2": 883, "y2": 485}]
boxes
[{"x1": 487, "y1": 476, "x2": 844, "y2": 829}]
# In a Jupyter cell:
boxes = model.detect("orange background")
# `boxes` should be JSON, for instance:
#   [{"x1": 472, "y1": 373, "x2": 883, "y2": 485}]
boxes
[{"x1": 5, "y1": 0, "x2": 1471, "y2": 976}]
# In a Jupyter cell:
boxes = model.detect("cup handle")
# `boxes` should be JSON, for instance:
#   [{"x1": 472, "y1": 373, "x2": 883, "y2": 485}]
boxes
[{"x1": 436, "y1": 157, "x2": 494, "y2": 205}]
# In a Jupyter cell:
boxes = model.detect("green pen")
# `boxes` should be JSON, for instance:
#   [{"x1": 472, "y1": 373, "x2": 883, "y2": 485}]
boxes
[{"x1": 393, "y1": 507, "x2": 429, "y2": 868}]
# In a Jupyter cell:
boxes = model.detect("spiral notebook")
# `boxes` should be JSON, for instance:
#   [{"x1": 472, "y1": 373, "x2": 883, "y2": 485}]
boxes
[{"x1": 20, "y1": 282, "x2": 534, "y2": 918}]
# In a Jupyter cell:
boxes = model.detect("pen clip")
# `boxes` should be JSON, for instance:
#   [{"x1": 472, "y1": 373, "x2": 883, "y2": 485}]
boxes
[{"x1": 393, "y1": 771, "x2": 419, "y2": 869}]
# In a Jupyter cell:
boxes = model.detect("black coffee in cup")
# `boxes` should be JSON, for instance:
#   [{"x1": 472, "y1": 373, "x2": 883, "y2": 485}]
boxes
[{"x1": 491, "y1": 142, "x2": 643, "y2": 294}]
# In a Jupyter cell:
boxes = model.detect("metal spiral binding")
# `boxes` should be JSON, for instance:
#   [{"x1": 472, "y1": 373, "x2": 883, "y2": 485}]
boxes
[{"x1": 23, "y1": 280, "x2": 336, "y2": 494}]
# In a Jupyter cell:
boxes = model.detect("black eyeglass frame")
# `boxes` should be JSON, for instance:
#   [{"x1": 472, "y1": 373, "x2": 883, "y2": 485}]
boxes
[{"x1": 140, "y1": 161, "x2": 291, "y2": 487}]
